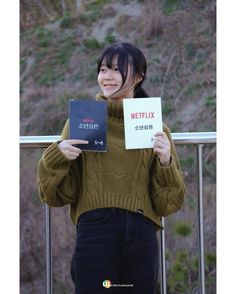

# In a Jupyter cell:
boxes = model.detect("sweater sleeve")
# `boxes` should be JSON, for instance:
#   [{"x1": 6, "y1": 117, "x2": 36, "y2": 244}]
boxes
[
  {"x1": 149, "y1": 124, "x2": 186, "y2": 217},
  {"x1": 37, "y1": 120, "x2": 81, "y2": 207}
]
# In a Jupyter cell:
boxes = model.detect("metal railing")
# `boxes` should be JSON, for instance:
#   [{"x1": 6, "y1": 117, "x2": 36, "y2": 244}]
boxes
[{"x1": 20, "y1": 132, "x2": 216, "y2": 294}]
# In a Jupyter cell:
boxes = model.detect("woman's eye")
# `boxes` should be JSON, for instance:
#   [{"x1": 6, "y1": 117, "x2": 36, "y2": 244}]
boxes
[{"x1": 114, "y1": 67, "x2": 119, "y2": 71}]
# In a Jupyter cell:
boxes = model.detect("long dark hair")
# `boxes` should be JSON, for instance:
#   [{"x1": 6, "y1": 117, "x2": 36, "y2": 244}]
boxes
[{"x1": 97, "y1": 42, "x2": 149, "y2": 98}]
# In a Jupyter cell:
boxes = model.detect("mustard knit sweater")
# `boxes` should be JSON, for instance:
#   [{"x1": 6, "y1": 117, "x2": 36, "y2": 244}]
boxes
[{"x1": 37, "y1": 96, "x2": 186, "y2": 230}]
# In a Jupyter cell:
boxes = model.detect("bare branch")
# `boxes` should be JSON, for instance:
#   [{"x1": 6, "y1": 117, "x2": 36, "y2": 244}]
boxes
[
  {"x1": 60, "y1": 0, "x2": 66, "y2": 16},
  {"x1": 160, "y1": 49, "x2": 176, "y2": 98},
  {"x1": 32, "y1": 0, "x2": 51, "y2": 19}
]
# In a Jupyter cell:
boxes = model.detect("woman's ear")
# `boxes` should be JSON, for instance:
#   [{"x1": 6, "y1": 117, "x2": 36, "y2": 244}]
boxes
[{"x1": 135, "y1": 75, "x2": 143, "y2": 84}]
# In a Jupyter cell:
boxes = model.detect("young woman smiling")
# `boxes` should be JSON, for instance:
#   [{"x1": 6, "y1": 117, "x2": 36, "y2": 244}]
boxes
[{"x1": 37, "y1": 42, "x2": 186, "y2": 294}]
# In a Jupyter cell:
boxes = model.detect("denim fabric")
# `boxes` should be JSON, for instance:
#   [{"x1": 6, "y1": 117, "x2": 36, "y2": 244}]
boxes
[{"x1": 71, "y1": 208, "x2": 158, "y2": 294}]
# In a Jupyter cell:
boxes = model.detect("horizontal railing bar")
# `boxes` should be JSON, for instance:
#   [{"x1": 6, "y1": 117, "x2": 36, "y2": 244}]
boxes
[
  {"x1": 20, "y1": 135, "x2": 60, "y2": 149},
  {"x1": 172, "y1": 132, "x2": 216, "y2": 144},
  {"x1": 19, "y1": 132, "x2": 216, "y2": 149}
]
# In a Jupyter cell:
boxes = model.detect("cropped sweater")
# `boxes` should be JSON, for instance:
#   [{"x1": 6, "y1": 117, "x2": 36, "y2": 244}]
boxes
[{"x1": 37, "y1": 95, "x2": 186, "y2": 230}]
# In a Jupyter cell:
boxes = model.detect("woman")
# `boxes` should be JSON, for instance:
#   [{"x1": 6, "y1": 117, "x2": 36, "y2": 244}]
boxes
[{"x1": 37, "y1": 42, "x2": 186, "y2": 293}]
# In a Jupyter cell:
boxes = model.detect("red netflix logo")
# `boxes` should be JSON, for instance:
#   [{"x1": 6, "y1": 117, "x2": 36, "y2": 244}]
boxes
[{"x1": 130, "y1": 112, "x2": 155, "y2": 119}]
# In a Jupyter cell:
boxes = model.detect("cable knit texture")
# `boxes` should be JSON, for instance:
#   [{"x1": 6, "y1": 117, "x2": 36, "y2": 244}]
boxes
[{"x1": 37, "y1": 95, "x2": 186, "y2": 230}]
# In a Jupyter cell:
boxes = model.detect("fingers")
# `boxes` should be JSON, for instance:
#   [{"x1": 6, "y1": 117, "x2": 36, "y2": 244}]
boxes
[
  {"x1": 153, "y1": 131, "x2": 168, "y2": 140},
  {"x1": 154, "y1": 147, "x2": 168, "y2": 156},
  {"x1": 68, "y1": 139, "x2": 89, "y2": 145},
  {"x1": 58, "y1": 139, "x2": 88, "y2": 161},
  {"x1": 153, "y1": 132, "x2": 171, "y2": 163},
  {"x1": 153, "y1": 132, "x2": 169, "y2": 149},
  {"x1": 154, "y1": 137, "x2": 167, "y2": 146},
  {"x1": 154, "y1": 140, "x2": 169, "y2": 151},
  {"x1": 66, "y1": 149, "x2": 82, "y2": 160}
]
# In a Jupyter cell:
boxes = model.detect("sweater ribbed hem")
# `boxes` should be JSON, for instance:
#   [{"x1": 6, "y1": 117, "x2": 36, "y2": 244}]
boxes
[{"x1": 71, "y1": 193, "x2": 164, "y2": 230}]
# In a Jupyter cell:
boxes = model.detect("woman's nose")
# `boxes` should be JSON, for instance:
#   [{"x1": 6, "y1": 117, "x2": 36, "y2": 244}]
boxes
[{"x1": 104, "y1": 69, "x2": 113, "y2": 80}]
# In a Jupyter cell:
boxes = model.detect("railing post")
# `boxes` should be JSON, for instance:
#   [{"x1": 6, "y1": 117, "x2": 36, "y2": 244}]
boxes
[
  {"x1": 45, "y1": 204, "x2": 53, "y2": 294},
  {"x1": 197, "y1": 144, "x2": 206, "y2": 294},
  {"x1": 159, "y1": 217, "x2": 167, "y2": 294}
]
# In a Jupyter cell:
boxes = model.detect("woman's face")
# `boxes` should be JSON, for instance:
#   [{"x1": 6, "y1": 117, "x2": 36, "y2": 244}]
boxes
[{"x1": 97, "y1": 56, "x2": 135, "y2": 102}]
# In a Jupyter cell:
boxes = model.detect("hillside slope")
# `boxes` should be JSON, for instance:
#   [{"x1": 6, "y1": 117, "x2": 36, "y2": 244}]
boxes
[{"x1": 20, "y1": 0, "x2": 216, "y2": 135}]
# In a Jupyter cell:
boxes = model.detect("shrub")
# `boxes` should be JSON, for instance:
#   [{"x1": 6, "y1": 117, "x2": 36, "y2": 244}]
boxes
[
  {"x1": 60, "y1": 15, "x2": 76, "y2": 29},
  {"x1": 175, "y1": 222, "x2": 192, "y2": 236},
  {"x1": 83, "y1": 38, "x2": 101, "y2": 49}
]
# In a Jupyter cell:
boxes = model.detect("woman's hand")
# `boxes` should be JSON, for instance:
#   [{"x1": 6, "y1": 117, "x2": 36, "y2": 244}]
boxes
[
  {"x1": 153, "y1": 132, "x2": 171, "y2": 166},
  {"x1": 58, "y1": 139, "x2": 89, "y2": 161}
]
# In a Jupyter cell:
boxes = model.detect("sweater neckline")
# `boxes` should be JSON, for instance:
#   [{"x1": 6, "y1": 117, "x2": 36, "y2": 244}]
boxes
[{"x1": 96, "y1": 94, "x2": 124, "y2": 120}]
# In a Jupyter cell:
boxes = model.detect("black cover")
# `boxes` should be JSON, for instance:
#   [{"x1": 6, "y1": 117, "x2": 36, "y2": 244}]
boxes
[{"x1": 69, "y1": 99, "x2": 107, "y2": 152}]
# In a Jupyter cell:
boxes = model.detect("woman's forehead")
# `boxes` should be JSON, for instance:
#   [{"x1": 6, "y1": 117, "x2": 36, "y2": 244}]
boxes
[{"x1": 102, "y1": 55, "x2": 118, "y2": 65}]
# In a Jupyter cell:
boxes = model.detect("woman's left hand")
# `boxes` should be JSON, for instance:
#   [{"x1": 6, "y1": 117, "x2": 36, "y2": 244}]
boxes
[{"x1": 153, "y1": 132, "x2": 171, "y2": 166}]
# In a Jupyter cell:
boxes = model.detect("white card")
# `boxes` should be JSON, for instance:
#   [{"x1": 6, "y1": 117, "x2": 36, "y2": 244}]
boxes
[{"x1": 123, "y1": 97, "x2": 163, "y2": 149}]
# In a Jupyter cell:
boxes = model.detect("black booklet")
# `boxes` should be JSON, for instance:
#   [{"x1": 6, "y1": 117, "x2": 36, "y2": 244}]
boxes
[{"x1": 69, "y1": 99, "x2": 107, "y2": 152}]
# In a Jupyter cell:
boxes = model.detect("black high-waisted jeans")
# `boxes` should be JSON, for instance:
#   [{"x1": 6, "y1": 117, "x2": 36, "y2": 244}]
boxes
[{"x1": 71, "y1": 208, "x2": 158, "y2": 294}]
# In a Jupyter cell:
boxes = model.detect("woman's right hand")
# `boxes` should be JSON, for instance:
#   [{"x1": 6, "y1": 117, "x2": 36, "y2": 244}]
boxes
[{"x1": 58, "y1": 139, "x2": 89, "y2": 160}]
